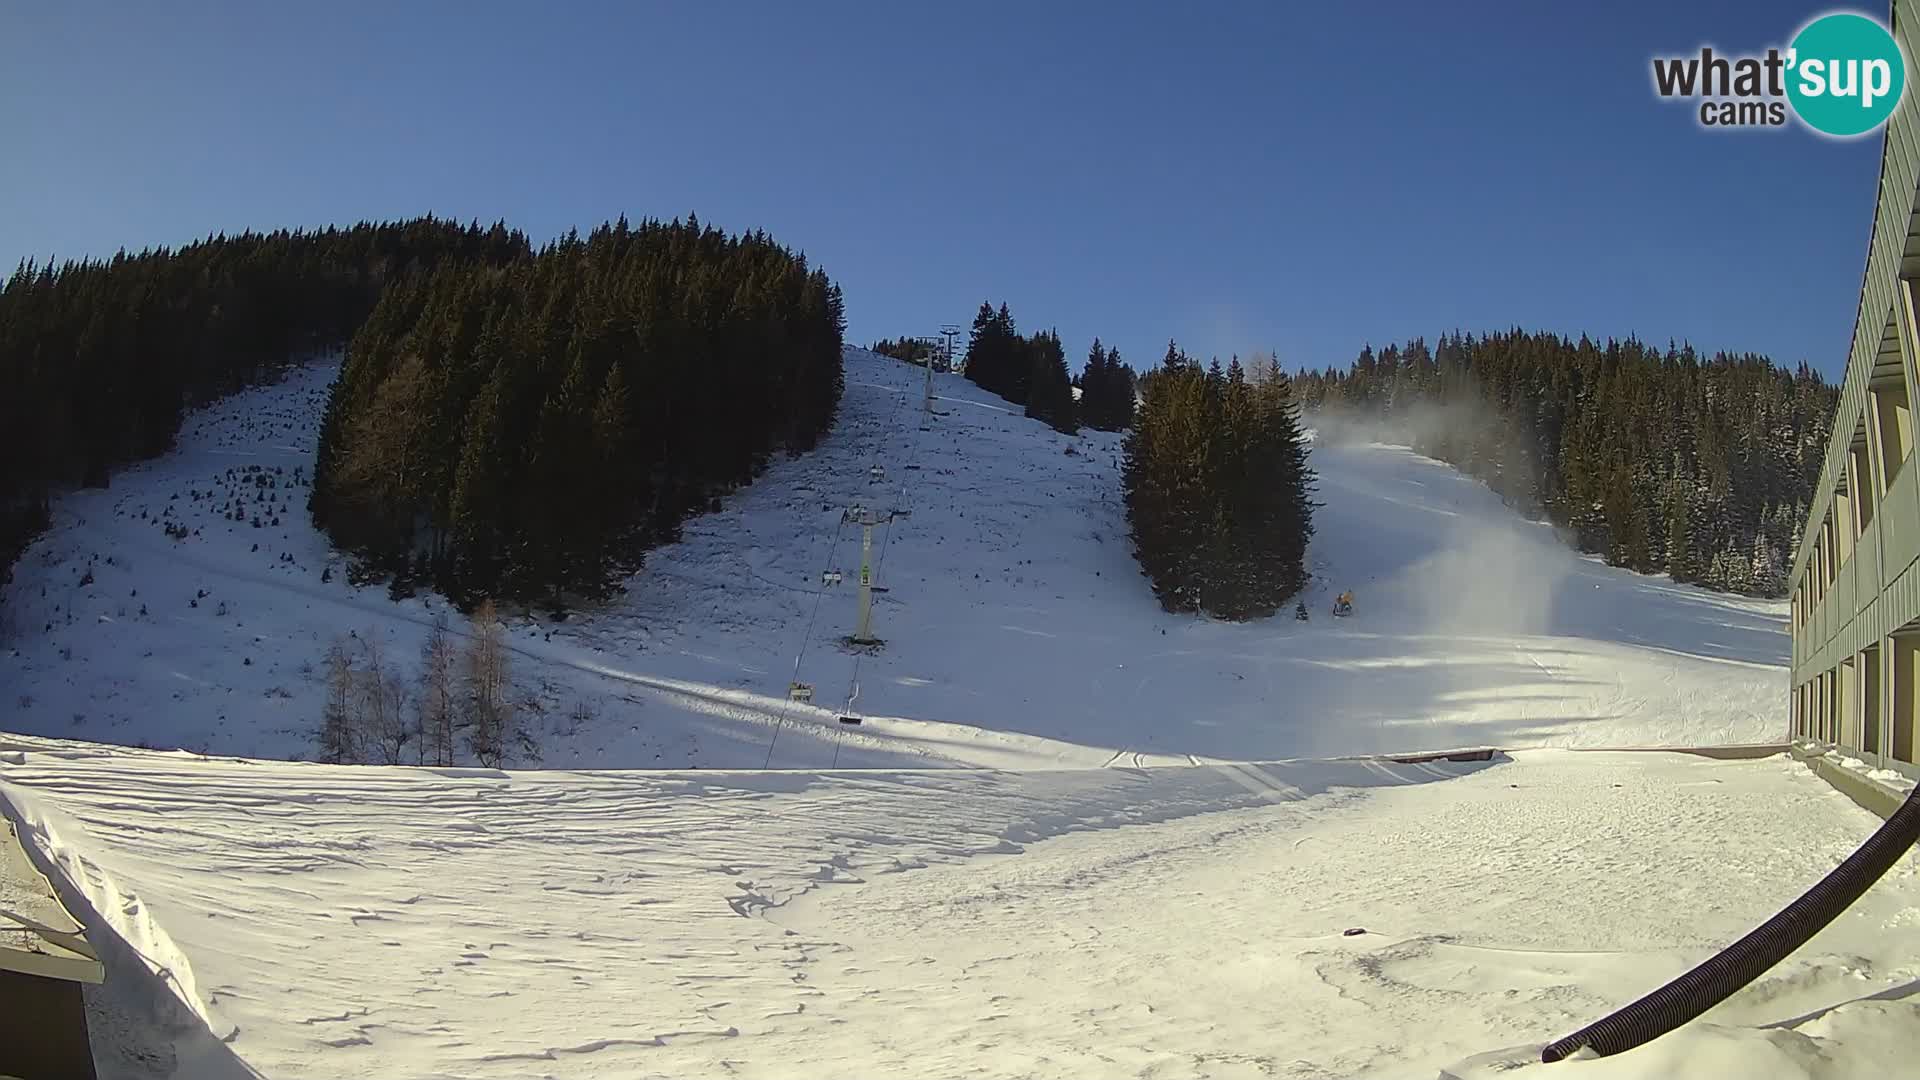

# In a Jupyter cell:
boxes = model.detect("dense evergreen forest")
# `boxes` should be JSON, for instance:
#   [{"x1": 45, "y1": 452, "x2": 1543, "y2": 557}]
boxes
[
  {"x1": 0, "y1": 215, "x2": 843, "y2": 611},
  {"x1": 310, "y1": 217, "x2": 845, "y2": 608},
  {"x1": 868, "y1": 336, "x2": 943, "y2": 368},
  {"x1": 1078, "y1": 337, "x2": 1140, "y2": 433},
  {"x1": 1293, "y1": 331, "x2": 1838, "y2": 596},
  {"x1": 961, "y1": 302, "x2": 1138, "y2": 434},
  {"x1": 0, "y1": 219, "x2": 531, "y2": 591},
  {"x1": 1125, "y1": 346, "x2": 1315, "y2": 619}
]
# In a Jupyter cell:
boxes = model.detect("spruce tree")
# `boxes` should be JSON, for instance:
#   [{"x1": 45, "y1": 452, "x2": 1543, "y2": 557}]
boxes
[
  {"x1": 1124, "y1": 340, "x2": 1315, "y2": 619},
  {"x1": 1024, "y1": 330, "x2": 1077, "y2": 434},
  {"x1": 1108, "y1": 346, "x2": 1136, "y2": 429},
  {"x1": 1078, "y1": 340, "x2": 1137, "y2": 431}
]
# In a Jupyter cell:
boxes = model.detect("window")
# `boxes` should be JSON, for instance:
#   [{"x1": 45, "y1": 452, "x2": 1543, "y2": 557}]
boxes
[
  {"x1": 1851, "y1": 441, "x2": 1876, "y2": 528},
  {"x1": 1873, "y1": 372, "x2": 1913, "y2": 487}
]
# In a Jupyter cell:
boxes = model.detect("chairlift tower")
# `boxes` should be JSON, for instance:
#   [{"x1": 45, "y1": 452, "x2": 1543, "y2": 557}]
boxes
[
  {"x1": 940, "y1": 324, "x2": 961, "y2": 374},
  {"x1": 845, "y1": 504, "x2": 907, "y2": 645},
  {"x1": 923, "y1": 337, "x2": 935, "y2": 419}
]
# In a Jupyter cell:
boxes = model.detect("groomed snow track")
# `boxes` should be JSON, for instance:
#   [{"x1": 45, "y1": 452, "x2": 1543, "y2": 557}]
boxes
[{"x1": 4, "y1": 737, "x2": 1918, "y2": 1080}]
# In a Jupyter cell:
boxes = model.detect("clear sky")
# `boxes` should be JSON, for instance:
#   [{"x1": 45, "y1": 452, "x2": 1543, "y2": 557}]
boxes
[{"x1": 0, "y1": 1, "x2": 1887, "y2": 378}]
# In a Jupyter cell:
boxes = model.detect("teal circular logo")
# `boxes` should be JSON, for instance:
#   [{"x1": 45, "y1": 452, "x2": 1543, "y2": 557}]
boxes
[{"x1": 1787, "y1": 13, "x2": 1906, "y2": 136}]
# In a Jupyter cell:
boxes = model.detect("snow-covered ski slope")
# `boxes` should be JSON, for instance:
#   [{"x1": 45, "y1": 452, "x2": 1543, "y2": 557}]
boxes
[
  {"x1": 0, "y1": 348, "x2": 1908, "y2": 1080},
  {"x1": 1, "y1": 346, "x2": 1786, "y2": 769},
  {"x1": 3, "y1": 737, "x2": 1914, "y2": 1079}
]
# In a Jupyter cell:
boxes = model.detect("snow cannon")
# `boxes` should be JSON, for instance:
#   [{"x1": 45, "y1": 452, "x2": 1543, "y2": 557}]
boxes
[{"x1": 1332, "y1": 590, "x2": 1354, "y2": 617}]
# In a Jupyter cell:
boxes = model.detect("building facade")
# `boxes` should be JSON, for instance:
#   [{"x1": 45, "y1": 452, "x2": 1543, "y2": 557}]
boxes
[{"x1": 1789, "y1": 0, "x2": 1920, "y2": 783}]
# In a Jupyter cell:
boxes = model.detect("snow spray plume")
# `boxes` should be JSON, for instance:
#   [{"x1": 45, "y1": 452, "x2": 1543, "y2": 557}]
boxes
[
  {"x1": 1394, "y1": 514, "x2": 1565, "y2": 639},
  {"x1": 1305, "y1": 394, "x2": 1544, "y2": 517},
  {"x1": 1304, "y1": 396, "x2": 1578, "y2": 757},
  {"x1": 1310, "y1": 392, "x2": 1566, "y2": 637}
]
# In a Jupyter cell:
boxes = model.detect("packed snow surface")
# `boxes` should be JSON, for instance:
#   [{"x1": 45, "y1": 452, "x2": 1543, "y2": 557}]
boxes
[
  {"x1": 2, "y1": 739, "x2": 1914, "y2": 1079},
  {"x1": 2, "y1": 346, "x2": 1852, "y2": 1079},
  {"x1": 1, "y1": 347, "x2": 1789, "y2": 770}
]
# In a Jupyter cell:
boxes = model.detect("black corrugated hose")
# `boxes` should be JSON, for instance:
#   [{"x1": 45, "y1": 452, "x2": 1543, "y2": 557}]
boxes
[{"x1": 1541, "y1": 783, "x2": 1920, "y2": 1063}]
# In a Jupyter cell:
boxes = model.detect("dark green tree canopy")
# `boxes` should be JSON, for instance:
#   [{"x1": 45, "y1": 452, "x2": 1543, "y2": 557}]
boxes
[
  {"x1": 0, "y1": 215, "x2": 844, "y2": 614},
  {"x1": 312, "y1": 217, "x2": 846, "y2": 608},
  {"x1": 1124, "y1": 342, "x2": 1315, "y2": 619},
  {"x1": 0, "y1": 217, "x2": 532, "y2": 591},
  {"x1": 1293, "y1": 329, "x2": 1835, "y2": 597}
]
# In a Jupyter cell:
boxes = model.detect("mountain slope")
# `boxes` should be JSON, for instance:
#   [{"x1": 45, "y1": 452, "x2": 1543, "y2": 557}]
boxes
[
  {"x1": 2, "y1": 347, "x2": 1896, "y2": 1080},
  {"x1": 1, "y1": 347, "x2": 1787, "y2": 768}
]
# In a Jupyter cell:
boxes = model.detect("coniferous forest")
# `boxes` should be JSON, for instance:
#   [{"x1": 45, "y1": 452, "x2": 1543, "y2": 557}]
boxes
[
  {"x1": 1125, "y1": 345, "x2": 1316, "y2": 619},
  {"x1": 959, "y1": 302, "x2": 1083, "y2": 435},
  {"x1": 1293, "y1": 331, "x2": 1837, "y2": 596},
  {"x1": 0, "y1": 216, "x2": 844, "y2": 610},
  {"x1": 0, "y1": 218, "x2": 531, "y2": 591},
  {"x1": 0, "y1": 220, "x2": 1827, "y2": 618},
  {"x1": 309, "y1": 217, "x2": 845, "y2": 609},
  {"x1": 1077, "y1": 338, "x2": 1140, "y2": 433},
  {"x1": 868, "y1": 336, "x2": 941, "y2": 367}
]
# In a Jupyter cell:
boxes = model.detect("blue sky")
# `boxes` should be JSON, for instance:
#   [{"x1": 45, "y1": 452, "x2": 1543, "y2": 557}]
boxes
[{"x1": 0, "y1": 1, "x2": 1886, "y2": 378}]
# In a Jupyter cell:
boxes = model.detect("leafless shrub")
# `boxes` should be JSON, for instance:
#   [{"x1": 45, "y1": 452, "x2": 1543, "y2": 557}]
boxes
[{"x1": 565, "y1": 699, "x2": 595, "y2": 736}]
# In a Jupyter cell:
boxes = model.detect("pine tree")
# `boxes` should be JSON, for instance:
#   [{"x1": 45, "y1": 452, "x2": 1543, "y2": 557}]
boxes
[
  {"x1": 1078, "y1": 340, "x2": 1137, "y2": 431},
  {"x1": 1666, "y1": 484, "x2": 1695, "y2": 583},
  {"x1": 1108, "y1": 346, "x2": 1136, "y2": 429},
  {"x1": 1124, "y1": 341, "x2": 1314, "y2": 619},
  {"x1": 1124, "y1": 360, "x2": 1213, "y2": 611},
  {"x1": 1081, "y1": 338, "x2": 1110, "y2": 426},
  {"x1": 963, "y1": 302, "x2": 997, "y2": 386},
  {"x1": 1024, "y1": 330, "x2": 1078, "y2": 434}
]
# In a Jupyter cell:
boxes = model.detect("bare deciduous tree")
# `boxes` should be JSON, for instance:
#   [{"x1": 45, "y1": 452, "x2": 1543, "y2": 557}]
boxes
[
  {"x1": 359, "y1": 632, "x2": 412, "y2": 765},
  {"x1": 465, "y1": 600, "x2": 511, "y2": 768},
  {"x1": 320, "y1": 638, "x2": 357, "y2": 763},
  {"x1": 418, "y1": 614, "x2": 459, "y2": 767}
]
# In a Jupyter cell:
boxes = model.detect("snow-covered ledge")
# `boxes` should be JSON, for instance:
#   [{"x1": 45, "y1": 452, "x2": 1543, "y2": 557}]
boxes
[
  {"x1": 2, "y1": 817, "x2": 103, "y2": 1078},
  {"x1": 1791, "y1": 739, "x2": 1918, "y2": 820}
]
